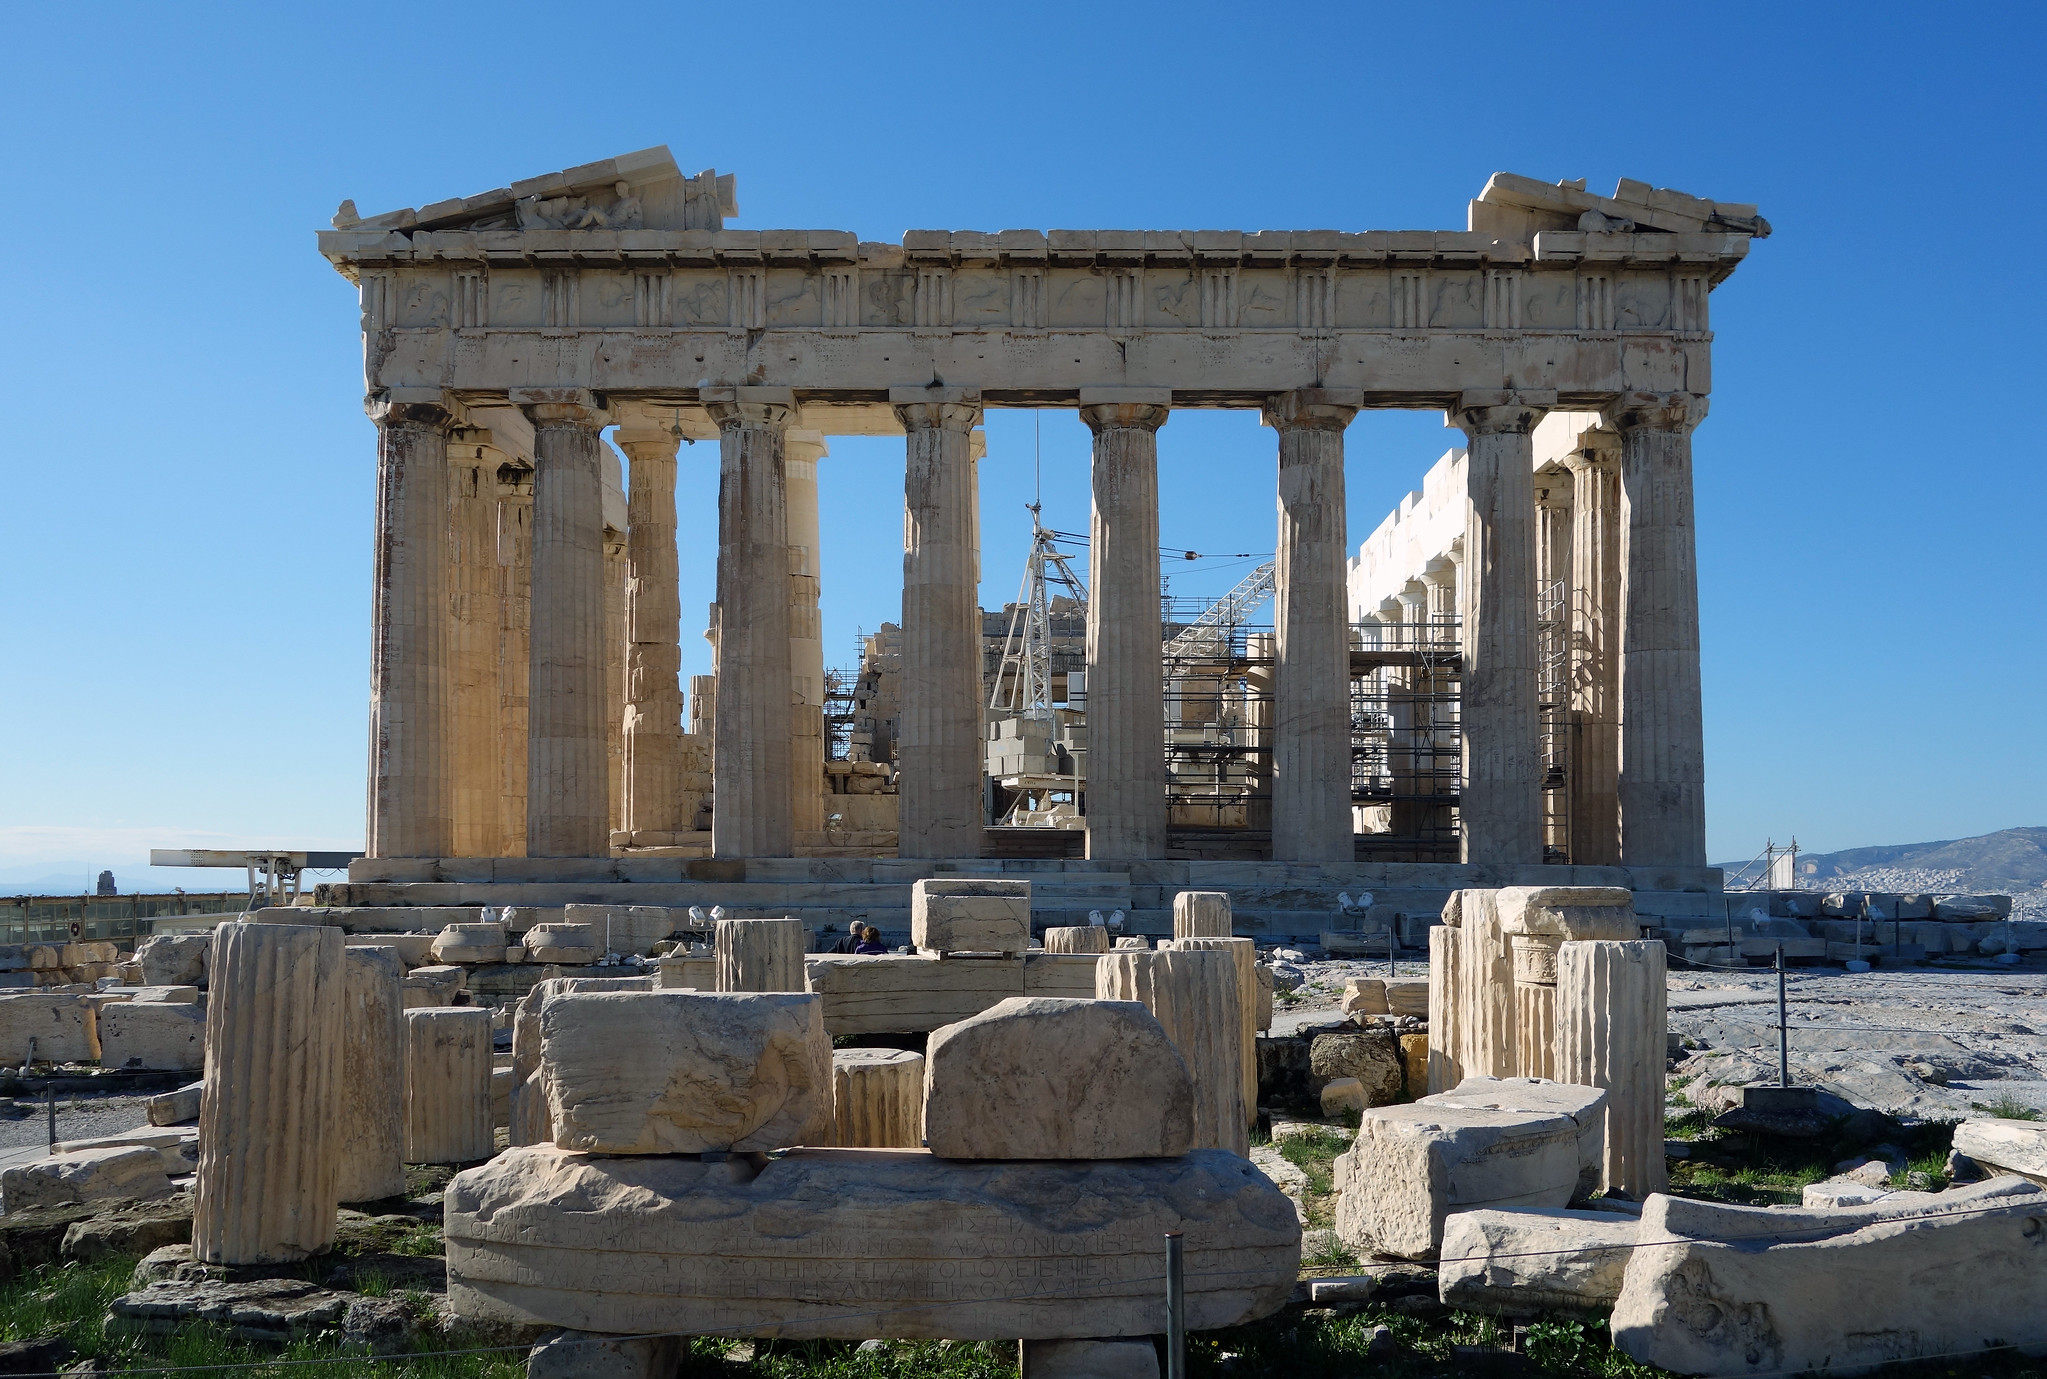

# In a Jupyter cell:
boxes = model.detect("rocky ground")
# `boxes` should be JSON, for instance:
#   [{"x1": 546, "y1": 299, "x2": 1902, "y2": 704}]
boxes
[{"x1": 0, "y1": 1092, "x2": 159, "y2": 1155}]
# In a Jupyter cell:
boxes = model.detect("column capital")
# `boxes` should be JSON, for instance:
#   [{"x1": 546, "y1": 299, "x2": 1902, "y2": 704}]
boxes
[
  {"x1": 612, "y1": 427, "x2": 683, "y2": 461},
  {"x1": 1607, "y1": 392, "x2": 1708, "y2": 435},
  {"x1": 891, "y1": 391, "x2": 982, "y2": 433},
  {"x1": 1449, "y1": 389, "x2": 1554, "y2": 436},
  {"x1": 786, "y1": 428, "x2": 830, "y2": 464},
  {"x1": 1079, "y1": 396, "x2": 1170, "y2": 433},
  {"x1": 1261, "y1": 387, "x2": 1362, "y2": 432},
  {"x1": 511, "y1": 387, "x2": 609, "y2": 428},
  {"x1": 365, "y1": 388, "x2": 456, "y2": 429},
  {"x1": 701, "y1": 385, "x2": 795, "y2": 432}
]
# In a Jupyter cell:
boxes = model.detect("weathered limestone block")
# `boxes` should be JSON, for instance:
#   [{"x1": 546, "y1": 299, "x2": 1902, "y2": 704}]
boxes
[
  {"x1": 511, "y1": 976, "x2": 657, "y2": 1146},
  {"x1": 135, "y1": 933, "x2": 209, "y2": 987},
  {"x1": 911, "y1": 880, "x2": 1031, "y2": 956},
  {"x1": 336, "y1": 946, "x2": 407, "y2": 1203},
  {"x1": 446, "y1": 1145, "x2": 1299, "y2": 1339},
  {"x1": 1451, "y1": 889, "x2": 1515, "y2": 1082},
  {"x1": 0, "y1": 992, "x2": 101, "y2": 1063},
  {"x1": 1173, "y1": 891, "x2": 1233, "y2": 940},
  {"x1": 925, "y1": 997, "x2": 1192, "y2": 1159},
  {"x1": 1308, "y1": 1028, "x2": 1403, "y2": 1108},
  {"x1": 1042, "y1": 926, "x2": 1110, "y2": 954},
  {"x1": 1612, "y1": 1178, "x2": 2047, "y2": 1375},
  {"x1": 99, "y1": 1001, "x2": 205, "y2": 1070},
  {"x1": 520, "y1": 924, "x2": 601, "y2": 966},
  {"x1": 1420, "y1": 1077, "x2": 1608, "y2": 1199},
  {"x1": 1951, "y1": 1118, "x2": 2047, "y2": 1184},
  {"x1": 1399, "y1": 1033, "x2": 1430, "y2": 1100},
  {"x1": 1438, "y1": 1207, "x2": 1638, "y2": 1314},
  {"x1": 1342, "y1": 977, "x2": 1388, "y2": 1014},
  {"x1": 562, "y1": 904, "x2": 680, "y2": 957},
  {"x1": 1331, "y1": 1103, "x2": 1580, "y2": 1259},
  {"x1": 540, "y1": 991, "x2": 830, "y2": 1154},
  {"x1": 526, "y1": 1329, "x2": 680, "y2": 1379},
  {"x1": 824, "y1": 1048, "x2": 924, "y2": 1149},
  {"x1": 346, "y1": 931, "x2": 438, "y2": 965},
  {"x1": 1020, "y1": 1338, "x2": 1160, "y2": 1379},
  {"x1": 147, "y1": 1081, "x2": 203, "y2": 1126},
  {"x1": 804, "y1": 953, "x2": 1023, "y2": 1035},
  {"x1": 1510, "y1": 934, "x2": 1561, "y2": 1080},
  {"x1": 130, "y1": 985, "x2": 201, "y2": 1004},
  {"x1": 405, "y1": 1007, "x2": 494, "y2": 1164},
  {"x1": 1320, "y1": 1077, "x2": 1367, "y2": 1118},
  {"x1": 402, "y1": 964, "x2": 465, "y2": 1008},
  {"x1": 1, "y1": 1146, "x2": 173, "y2": 1212},
  {"x1": 715, "y1": 917, "x2": 807, "y2": 992},
  {"x1": 194, "y1": 923, "x2": 345, "y2": 1265},
  {"x1": 54, "y1": 1127, "x2": 197, "y2": 1173},
  {"x1": 1174, "y1": 936, "x2": 1258, "y2": 1128},
  {"x1": 1432, "y1": 924, "x2": 1465, "y2": 1096},
  {"x1": 1496, "y1": 886, "x2": 1638, "y2": 940},
  {"x1": 1024, "y1": 952, "x2": 1103, "y2": 998},
  {"x1": 432, "y1": 923, "x2": 509, "y2": 965},
  {"x1": 1554, "y1": 940, "x2": 1667, "y2": 1199},
  {"x1": 1096, "y1": 949, "x2": 1246, "y2": 1155},
  {"x1": 1254, "y1": 963, "x2": 1273, "y2": 1031},
  {"x1": 655, "y1": 953, "x2": 715, "y2": 989}
]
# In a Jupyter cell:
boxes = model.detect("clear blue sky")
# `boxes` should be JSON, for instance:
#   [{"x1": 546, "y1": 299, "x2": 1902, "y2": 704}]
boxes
[{"x1": 3, "y1": 0, "x2": 2041, "y2": 890}]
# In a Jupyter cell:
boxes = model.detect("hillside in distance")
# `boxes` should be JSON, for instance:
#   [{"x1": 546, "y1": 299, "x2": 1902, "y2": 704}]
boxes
[{"x1": 1720, "y1": 826, "x2": 2047, "y2": 896}]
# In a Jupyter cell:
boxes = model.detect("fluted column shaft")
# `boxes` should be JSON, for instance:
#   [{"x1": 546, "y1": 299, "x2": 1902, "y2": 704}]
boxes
[
  {"x1": 1452, "y1": 394, "x2": 1548, "y2": 867},
  {"x1": 495, "y1": 467, "x2": 533, "y2": 855},
  {"x1": 403, "y1": 1007, "x2": 494, "y2": 1163},
  {"x1": 786, "y1": 430, "x2": 830, "y2": 837},
  {"x1": 1565, "y1": 435, "x2": 1623, "y2": 865},
  {"x1": 366, "y1": 395, "x2": 454, "y2": 858},
  {"x1": 1096, "y1": 948, "x2": 1246, "y2": 1155},
  {"x1": 1556, "y1": 939, "x2": 1668, "y2": 1198},
  {"x1": 893, "y1": 393, "x2": 984, "y2": 858},
  {"x1": 715, "y1": 916, "x2": 807, "y2": 992},
  {"x1": 521, "y1": 391, "x2": 611, "y2": 857},
  {"x1": 448, "y1": 430, "x2": 503, "y2": 858},
  {"x1": 707, "y1": 391, "x2": 796, "y2": 858},
  {"x1": 1265, "y1": 389, "x2": 1358, "y2": 863},
  {"x1": 1083, "y1": 399, "x2": 1169, "y2": 860},
  {"x1": 335, "y1": 945, "x2": 405, "y2": 1203},
  {"x1": 194, "y1": 923, "x2": 345, "y2": 1264},
  {"x1": 617, "y1": 431, "x2": 685, "y2": 837},
  {"x1": 1614, "y1": 394, "x2": 1709, "y2": 868}
]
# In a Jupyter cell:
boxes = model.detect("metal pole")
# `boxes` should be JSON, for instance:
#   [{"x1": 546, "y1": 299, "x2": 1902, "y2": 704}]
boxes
[
  {"x1": 46, "y1": 1085, "x2": 57, "y2": 1148},
  {"x1": 1388, "y1": 926, "x2": 1396, "y2": 980},
  {"x1": 1164, "y1": 1232, "x2": 1185, "y2": 1379},
  {"x1": 1776, "y1": 944, "x2": 1789, "y2": 1088}
]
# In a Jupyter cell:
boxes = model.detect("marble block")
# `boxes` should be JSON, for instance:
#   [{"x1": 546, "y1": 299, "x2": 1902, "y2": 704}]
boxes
[
  {"x1": 912, "y1": 879, "x2": 1030, "y2": 955},
  {"x1": 924, "y1": 997, "x2": 1192, "y2": 1160},
  {"x1": 445, "y1": 1145, "x2": 1300, "y2": 1339}
]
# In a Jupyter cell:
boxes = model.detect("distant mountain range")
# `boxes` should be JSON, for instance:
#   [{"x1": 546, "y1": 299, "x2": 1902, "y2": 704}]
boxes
[{"x1": 1718, "y1": 826, "x2": 2047, "y2": 896}]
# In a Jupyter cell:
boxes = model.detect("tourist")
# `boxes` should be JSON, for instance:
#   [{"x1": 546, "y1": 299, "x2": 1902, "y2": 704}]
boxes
[{"x1": 853, "y1": 925, "x2": 887, "y2": 954}]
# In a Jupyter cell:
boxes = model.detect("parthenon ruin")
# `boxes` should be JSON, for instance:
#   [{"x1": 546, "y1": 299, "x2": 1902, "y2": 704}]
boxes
[{"x1": 321, "y1": 146, "x2": 1765, "y2": 919}]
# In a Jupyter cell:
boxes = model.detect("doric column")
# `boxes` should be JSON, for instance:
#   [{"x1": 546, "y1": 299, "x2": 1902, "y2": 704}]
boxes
[
  {"x1": 335, "y1": 945, "x2": 405, "y2": 1203},
  {"x1": 892, "y1": 390, "x2": 985, "y2": 858},
  {"x1": 1556, "y1": 938, "x2": 1668, "y2": 1198},
  {"x1": 1612, "y1": 394, "x2": 1709, "y2": 868},
  {"x1": 516, "y1": 388, "x2": 612, "y2": 858},
  {"x1": 495, "y1": 464, "x2": 533, "y2": 855},
  {"x1": 1263, "y1": 388, "x2": 1359, "y2": 864},
  {"x1": 1081, "y1": 392, "x2": 1170, "y2": 860},
  {"x1": 603, "y1": 522, "x2": 627, "y2": 841},
  {"x1": 447, "y1": 429, "x2": 503, "y2": 858},
  {"x1": 714, "y1": 916, "x2": 807, "y2": 992},
  {"x1": 1534, "y1": 467, "x2": 1574, "y2": 862},
  {"x1": 615, "y1": 428, "x2": 685, "y2": 839},
  {"x1": 1450, "y1": 391, "x2": 1551, "y2": 868},
  {"x1": 705, "y1": 387, "x2": 796, "y2": 858},
  {"x1": 1564, "y1": 431, "x2": 1623, "y2": 865},
  {"x1": 786, "y1": 429, "x2": 830, "y2": 838},
  {"x1": 365, "y1": 391, "x2": 455, "y2": 859}
]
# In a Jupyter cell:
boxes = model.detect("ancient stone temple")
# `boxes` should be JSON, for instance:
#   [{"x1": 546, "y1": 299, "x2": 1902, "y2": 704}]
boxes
[{"x1": 319, "y1": 148, "x2": 1762, "y2": 929}]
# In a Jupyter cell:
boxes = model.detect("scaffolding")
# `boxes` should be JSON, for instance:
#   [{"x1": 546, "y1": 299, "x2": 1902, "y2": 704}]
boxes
[
  {"x1": 1350, "y1": 613, "x2": 1463, "y2": 859},
  {"x1": 1537, "y1": 574, "x2": 1571, "y2": 863}
]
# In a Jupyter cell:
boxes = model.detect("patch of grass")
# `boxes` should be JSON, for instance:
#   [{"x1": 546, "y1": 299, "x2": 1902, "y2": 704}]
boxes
[
  {"x1": 391, "y1": 1221, "x2": 447, "y2": 1257},
  {"x1": 1663, "y1": 1118, "x2": 1959, "y2": 1206},
  {"x1": 1973, "y1": 1095, "x2": 2044, "y2": 1121},
  {"x1": 1275, "y1": 1128, "x2": 1352, "y2": 1229},
  {"x1": 1662, "y1": 1105, "x2": 1716, "y2": 1139}
]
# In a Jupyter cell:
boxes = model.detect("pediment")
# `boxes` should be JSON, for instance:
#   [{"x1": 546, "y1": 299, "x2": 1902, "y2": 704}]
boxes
[{"x1": 331, "y1": 146, "x2": 737, "y2": 235}]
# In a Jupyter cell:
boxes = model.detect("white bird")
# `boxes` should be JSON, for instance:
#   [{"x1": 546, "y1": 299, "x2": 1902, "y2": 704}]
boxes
[{"x1": 1088, "y1": 909, "x2": 1105, "y2": 927}]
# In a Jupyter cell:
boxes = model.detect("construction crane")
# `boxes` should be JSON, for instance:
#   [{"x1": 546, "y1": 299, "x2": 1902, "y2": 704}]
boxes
[
  {"x1": 1163, "y1": 560, "x2": 1276, "y2": 671},
  {"x1": 989, "y1": 503, "x2": 1089, "y2": 723}
]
